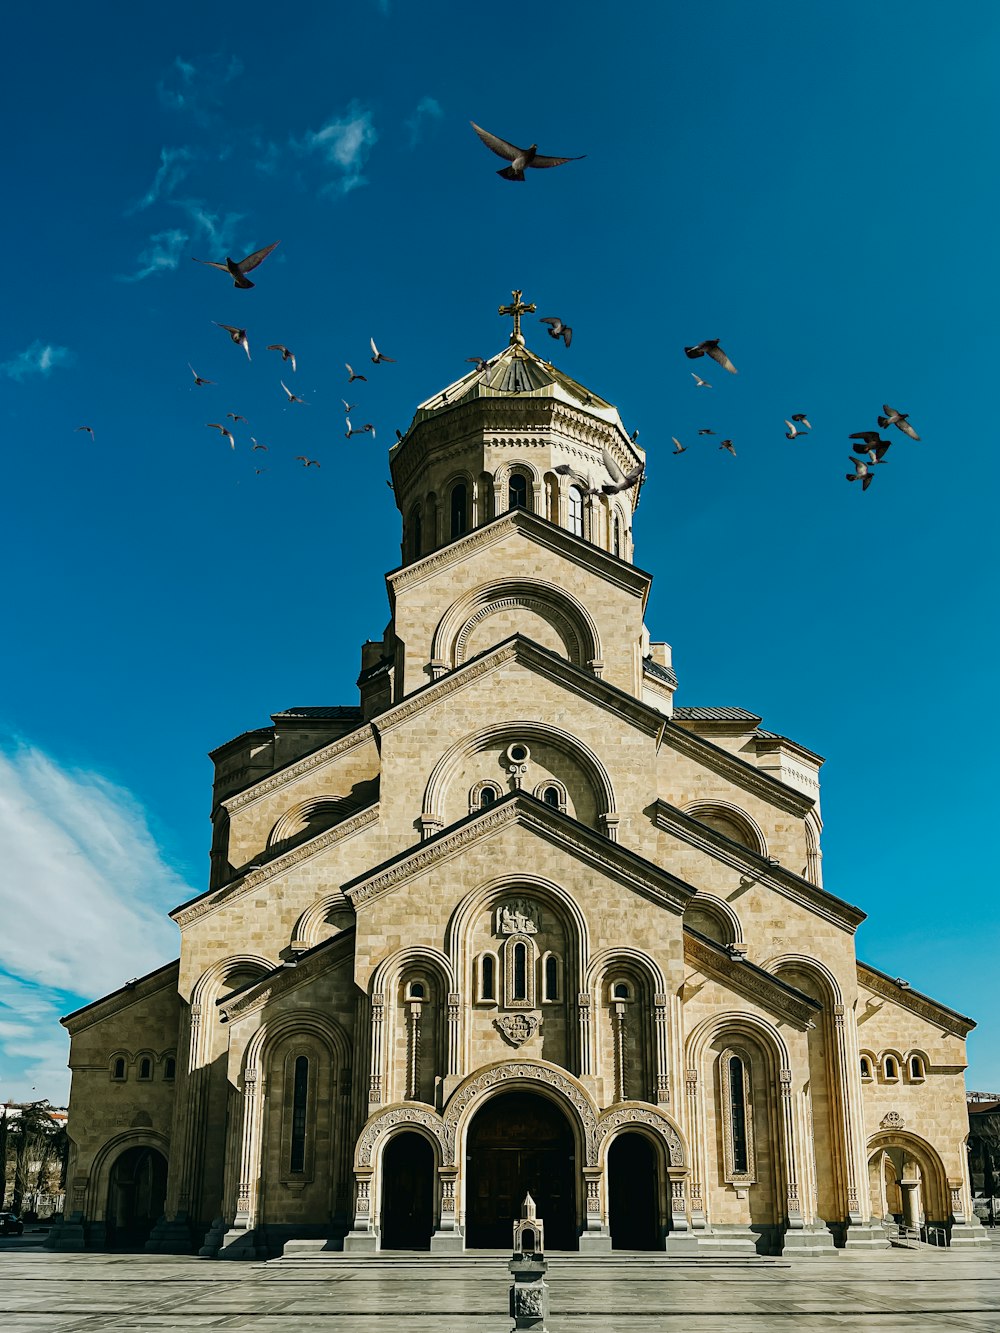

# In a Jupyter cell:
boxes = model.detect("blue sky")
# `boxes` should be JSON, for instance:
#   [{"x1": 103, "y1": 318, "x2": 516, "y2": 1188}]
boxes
[{"x1": 1, "y1": 1, "x2": 997, "y2": 1101}]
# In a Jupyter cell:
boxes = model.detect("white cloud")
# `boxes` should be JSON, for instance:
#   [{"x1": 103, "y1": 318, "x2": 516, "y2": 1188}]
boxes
[
  {"x1": 405, "y1": 96, "x2": 443, "y2": 147},
  {"x1": 1, "y1": 341, "x2": 74, "y2": 381},
  {"x1": 293, "y1": 102, "x2": 378, "y2": 195},
  {"x1": 118, "y1": 228, "x2": 189, "y2": 282},
  {"x1": 157, "y1": 54, "x2": 243, "y2": 120},
  {"x1": 172, "y1": 199, "x2": 244, "y2": 255},
  {"x1": 128, "y1": 145, "x2": 196, "y2": 213}
]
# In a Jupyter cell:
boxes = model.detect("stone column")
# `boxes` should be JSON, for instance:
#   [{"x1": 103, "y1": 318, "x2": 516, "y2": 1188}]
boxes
[
  {"x1": 368, "y1": 994, "x2": 384, "y2": 1107},
  {"x1": 653, "y1": 993, "x2": 670, "y2": 1105},
  {"x1": 578, "y1": 1169, "x2": 611, "y2": 1252},
  {"x1": 217, "y1": 1069, "x2": 262, "y2": 1260},
  {"x1": 831, "y1": 1004, "x2": 863, "y2": 1222},
  {"x1": 778, "y1": 1068, "x2": 804, "y2": 1231},
  {"x1": 430, "y1": 1168, "x2": 464, "y2": 1253},
  {"x1": 577, "y1": 994, "x2": 592, "y2": 1077},
  {"x1": 446, "y1": 992, "x2": 461, "y2": 1079},
  {"x1": 684, "y1": 1069, "x2": 706, "y2": 1229},
  {"x1": 612, "y1": 1001, "x2": 628, "y2": 1102},
  {"x1": 343, "y1": 1172, "x2": 378, "y2": 1253},
  {"x1": 407, "y1": 1000, "x2": 422, "y2": 1100}
]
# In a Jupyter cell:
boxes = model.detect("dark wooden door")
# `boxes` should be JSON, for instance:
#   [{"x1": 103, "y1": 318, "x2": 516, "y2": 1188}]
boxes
[
  {"x1": 381, "y1": 1132, "x2": 434, "y2": 1249},
  {"x1": 608, "y1": 1133, "x2": 659, "y2": 1250}
]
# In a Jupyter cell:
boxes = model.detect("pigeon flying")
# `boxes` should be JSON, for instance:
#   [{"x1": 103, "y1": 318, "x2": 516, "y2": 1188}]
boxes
[
  {"x1": 226, "y1": 413, "x2": 249, "y2": 424},
  {"x1": 849, "y1": 431, "x2": 892, "y2": 460},
  {"x1": 281, "y1": 380, "x2": 307, "y2": 405},
  {"x1": 75, "y1": 425, "x2": 95, "y2": 440},
  {"x1": 847, "y1": 457, "x2": 875, "y2": 489},
  {"x1": 540, "y1": 317, "x2": 573, "y2": 348},
  {"x1": 466, "y1": 357, "x2": 489, "y2": 370},
  {"x1": 189, "y1": 364, "x2": 214, "y2": 386},
  {"x1": 878, "y1": 404, "x2": 920, "y2": 440},
  {"x1": 784, "y1": 419, "x2": 808, "y2": 439},
  {"x1": 370, "y1": 338, "x2": 396, "y2": 365},
  {"x1": 346, "y1": 363, "x2": 367, "y2": 383},
  {"x1": 296, "y1": 457, "x2": 320, "y2": 468},
  {"x1": 207, "y1": 423, "x2": 236, "y2": 449},
  {"x1": 684, "y1": 339, "x2": 738, "y2": 374},
  {"x1": 192, "y1": 241, "x2": 280, "y2": 289},
  {"x1": 554, "y1": 463, "x2": 602, "y2": 496},
  {"x1": 214, "y1": 323, "x2": 251, "y2": 360},
  {"x1": 671, "y1": 437, "x2": 686, "y2": 454},
  {"x1": 697, "y1": 428, "x2": 716, "y2": 436},
  {"x1": 600, "y1": 446, "x2": 644, "y2": 494},
  {"x1": 691, "y1": 372, "x2": 711, "y2": 388},
  {"x1": 470, "y1": 121, "x2": 586, "y2": 181},
  {"x1": 791, "y1": 413, "x2": 811, "y2": 429},
  {"x1": 267, "y1": 344, "x2": 296, "y2": 372},
  {"x1": 719, "y1": 440, "x2": 737, "y2": 456}
]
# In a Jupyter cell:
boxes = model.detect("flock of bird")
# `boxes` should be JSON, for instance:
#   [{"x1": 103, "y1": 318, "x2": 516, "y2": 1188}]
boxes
[{"x1": 74, "y1": 120, "x2": 921, "y2": 497}]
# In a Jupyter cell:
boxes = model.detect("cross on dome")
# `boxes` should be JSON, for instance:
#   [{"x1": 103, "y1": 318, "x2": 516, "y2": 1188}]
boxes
[{"x1": 498, "y1": 289, "x2": 536, "y2": 346}]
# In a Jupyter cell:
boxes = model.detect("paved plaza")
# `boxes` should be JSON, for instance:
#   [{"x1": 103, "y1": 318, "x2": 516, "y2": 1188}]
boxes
[{"x1": 0, "y1": 1236, "x2": 998, "y2": 1333}]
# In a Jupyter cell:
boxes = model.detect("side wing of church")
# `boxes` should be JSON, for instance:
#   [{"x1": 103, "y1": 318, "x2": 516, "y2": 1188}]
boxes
[{"x1": 52, "y1": 301, "x2": 986, "y2": 1257}]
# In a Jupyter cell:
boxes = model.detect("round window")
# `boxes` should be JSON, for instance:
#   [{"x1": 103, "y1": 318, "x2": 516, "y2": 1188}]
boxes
[{"x1": 506, "y1": 743, "x2": 530, "y2": 765}]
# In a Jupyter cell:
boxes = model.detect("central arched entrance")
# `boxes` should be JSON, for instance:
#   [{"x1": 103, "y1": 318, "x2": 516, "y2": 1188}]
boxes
[
  {"x1": 105, "y1": 1146, "x2": 167, "y2": 1249},
  {"x1": 608, "y1": 1133, "x2": 660, "y2": 1249},
  {"x1": 466, "y1": 1090, "x2": 577, "y2": 1249},
  {"x1": 381, "y1": 1132, "x2": 435, "y2": 1249}
]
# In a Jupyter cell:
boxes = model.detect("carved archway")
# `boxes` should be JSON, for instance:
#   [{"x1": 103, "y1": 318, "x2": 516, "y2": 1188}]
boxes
[
  {"x1": 432, "y1": 578, "x2": 601, "y2": 672},
  {"x1": 596, "y1": 1103, "x2": 686, "y2": 1168}
]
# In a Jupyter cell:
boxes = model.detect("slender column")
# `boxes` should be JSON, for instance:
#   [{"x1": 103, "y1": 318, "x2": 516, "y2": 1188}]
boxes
[
  {"x1": 684, "y1": 1069, "x2": 706, "y2": 1228},
  {"x1": 653, "y1": 993, "x2": 670, "y2": 1105},
  {"x1": 368, "y1": 994, "x2": 384, "y2": 1107},
  {"x1": 778, "y1": 1068, "x2": 803, "y2": 1229},
  {"x1": 831, "y1": 1004, "x2": 863, "y2": 1221},
  {"x1": 577, "y1": 994, "x2": 592, "y2": 1077},
  {"x1": 407, "y1": 1000, "x2": 422, "y2": 1100},
  {"x1": 583, "y1": 1170, "x2": 603, "y2": 1233},
  {"x1": 613, "y1": 1001, "x2": 628, "y2": 1102},
  {"x1": 231, "y1": 1070, "x2": 261, "y2": 1230},
  {"x1": 447, "y1": 993, "x2": 461, "y2": 1078},
  {"x1": 670, "y1": 1176, "x2": 690, "y2": 1232}
]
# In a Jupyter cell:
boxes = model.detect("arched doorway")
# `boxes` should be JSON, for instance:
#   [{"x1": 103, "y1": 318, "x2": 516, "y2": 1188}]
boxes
[
  {"x1": 105, "y1": 1147, "x2": 167, "y2": 1249},
  {"x1": 380, "y1": 1132, "x2": 435, "y2": 1249},
  {"x1": 466, "y1": 1090, "x2": 577, "y2": 1250},
  {"x1": 608, "y1": 1133, "x2": 659, "y2": 1249}
]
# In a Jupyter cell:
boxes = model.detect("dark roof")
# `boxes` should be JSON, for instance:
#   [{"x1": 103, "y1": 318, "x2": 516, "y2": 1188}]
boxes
[
  {"x1": 858, "y1": 960, "x2": 976, "y2": 1031},
  {"x1": 672, "y1": 706, "x2": 762, "y2": 723},
  {"x1": 357, "y1": 658, "x2": 393, "y2": 686},
  {"x1": 271, "y1": 706, "x2": 364, "y2": 721},
  {"x1": 61, "y1": 959, "x2": 180, "y2": 1025},
  {"x1": 208, "y1": 726, "x2": 273, "y2": 760},
  {"x1": 642, "y1": 657, "x2": 678, "y2": 688}
]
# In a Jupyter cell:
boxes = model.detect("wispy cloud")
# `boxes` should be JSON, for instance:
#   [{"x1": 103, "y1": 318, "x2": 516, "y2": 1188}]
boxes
[
  {"x1": 292, "y1": 102, "x2": 378, "y2": 195},
  {"x1": 157, "y1": 53, "x2": 243, "y2": 122},
  {"x1": 172, "y1": 199, "x2": 244, "y2": 254},
  {"x1": 0, "y1": 740, "x2": 188, "y2": 1102},
  {"x1": 1, "y1": 341, "x2": 74, "y2": 381},
  {"x1": 128, "y1": 145, "x2": 197, "y2": 213},
  {"x1": 405, "y1": 96, "x2": 443, "y2": 147},
  {"x1": 118, "y1": 228, "x2": 189, "y2": 282}
]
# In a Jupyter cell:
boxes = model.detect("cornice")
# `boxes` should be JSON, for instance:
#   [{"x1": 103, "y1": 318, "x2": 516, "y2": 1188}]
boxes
[
  {"x1": 385, "y1": 509, "x2": 651, "y2": 605},
  {"x1": 170, "y1": 804, "x2": 380, "y2": 928},
  {"x1": 684, "y1": 929, "x2": 820, "y2": 1030},
  {"x1": 221, "y1": 932, "x2": 357, "y2": 1024},
  {"x1": 652, "y1": 800, "x2": 865, "y2": 933},
  {"x1": 660, "y1": 719, "x2": 815, "y2": 817},
  {"x1": 343, "y1": 792, "x2": 696, "y2": 916},
  {"x1": 221, "y1": 722, "x2": 376, "y2": 815},
  {"x1": 857, "y1": 962, "x2": 975, "y2": 1038},
  {"x1": 62, "y1": 960, "x2": 180, "y2": 1035},
  {"x1": 372, "y1": 635, "x2": 663, "y2": 740}
]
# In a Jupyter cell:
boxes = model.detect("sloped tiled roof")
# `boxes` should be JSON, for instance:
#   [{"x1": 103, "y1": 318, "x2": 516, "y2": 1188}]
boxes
[
  {"x1": 672, "y1": 706, "x2": 761, "y2": 722},
  {"x1": 642, "y1": 657, "x2": 678, "y2": 688},
  {"x1": 271, "y1": 706, "x2": 363, "y2": 721}
]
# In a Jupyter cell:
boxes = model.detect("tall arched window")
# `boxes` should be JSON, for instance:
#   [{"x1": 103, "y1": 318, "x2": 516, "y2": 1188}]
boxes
[
  {"x1": 909, "y1": 1056, "x2": 924, "y2": 1080},
  {"x1": 138, "y1": 1057, "x2": 152, "y2": 1081},
  {"x1": 544, "y1": 955, "x2": 559, "y2": 1001},
  {"x1": 112, "y1": 1057, "x2": 126, "y2": 1081},
  {"x1": 481, "y1": 955, "x2": 496, "y2": 1001},
  {"x1": 542, "y1": 785, "x2": 560, "y2": 807},
  {"x1": 480, "y1": 786, "x2": 497, "y2": 808},
  {"x1": 612, "y1": 513, "x2": 621, "y2": 558},
  {"x1": 164, "y1": 1056, "x2": 176, "y2": 1081},
  {"x1": 290, "y1": 1055, "x2": 309, "y2": 1172},
  {"x1": 450, "y1": 482, "x2": 468, "y2": 540},
  {"x1": 508, "y1": 472, "x2": 528, "y2": 510},
  {"x1": 513, "y1": 942, "x2": 528, "y2": 1000},
  {"x1": 568, "y1": 486, "x2": 584, "y2": 537},
  {"x1": 728, "y1": 1056, "x2": 749, "y2": 1174},
  {"x1": 410, "y1": 506, "x2": 422, "y2": 560},
  {"x1": 720, "y1": 1048, "x2": 755, "y2": 1182}
]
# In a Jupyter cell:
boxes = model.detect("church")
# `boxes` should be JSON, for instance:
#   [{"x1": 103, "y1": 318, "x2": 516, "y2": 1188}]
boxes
[{"x1": 52, "y1": 294, "x2": 986, "y2": 1258}]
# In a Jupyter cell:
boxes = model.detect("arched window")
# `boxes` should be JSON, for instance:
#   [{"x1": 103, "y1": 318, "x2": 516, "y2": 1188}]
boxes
[
  {"x1": 729, "y1": 1056, "x2": 749, "y2": 1174},
  {"x1": 480, "y1": 786, "x2": 498, "y2": 808},
  {"x1": 164, "y1": 1056, "x2": 176, "y2": 1081},
  {"x1": 138, "y1": 1057, "x2": 152, "y2": 1081},
  {"x1": 112, "y1": 1057, "x2": 126, "y2": 1081},
  {"x1": 513, "y1": 942, "x2": 528, "y2": 1000},
  {"x1": 909, "y1": 1056, "x2": 924, "y2": 1080},
  {"x1": 450, "y1": 482, "x2": 468, "y2": 540},
  {"x1": 481, "y1": 955, "x2": 496, "y2": 1001},
  {"x1": 542, "y1": 785, "x2": 560, "y2": 807},
  {"x1": 883, "y1": 1055, "x2": 898, "y2": 1081},
  {"x1": 508, "y1": 472, "x2": 528, "y2": 510},
  {"x1": 568, "y1": 486, "x2": 584, "y2": 537},
  {"x1": 612, "y1": 513, "x2": 621, "y2": 558},
  {"x1": 860, "y1": 1056, "x2": 873, "y2": 1080},
  {"x1": 290, "y1": 1055, "x2": 308, "y2": 1172},
  {"x1": 613, "y1": 982, "x2": 630, "y2": 1000},
  {"x1": 409, "y1": 506, "x2": 422, "y2": 560},
  {"x1": 409, "y1": 982, "x2": 426, "y2": 1000},
  {"x1": 544, "y1": 955, "x2": 559, "y2": 1001}
]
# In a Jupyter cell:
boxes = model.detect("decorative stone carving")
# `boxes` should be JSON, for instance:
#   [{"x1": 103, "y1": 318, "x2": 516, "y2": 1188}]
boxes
[
  {"x1": 355, "y1": 1105, "x2": 449, "y2": 1168},
  {"x1": 881, "y1": 1110, "x2": 905, "y2": 1130},
  {"x1": 444, "y1": 1062, "x2": 599, "y2": 1166},
  {"x1": 495, "y1": 1015, "x2": 540, "y2": 1047},
  {"x1": 498, "y1": 898, "x2": 539, "y2": 934},
  {"x1": 596, "y1": 1106, "x2": 685, "y2": 1166},
  {"x1": 515, "y1": 1288, "x2": 543, "y2": 1317}
]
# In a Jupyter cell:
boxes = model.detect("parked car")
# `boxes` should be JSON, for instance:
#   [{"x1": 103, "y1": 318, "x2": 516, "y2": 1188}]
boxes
[{"x1": 0, "y1": 1213, "x2": 24, "y2": 1235}]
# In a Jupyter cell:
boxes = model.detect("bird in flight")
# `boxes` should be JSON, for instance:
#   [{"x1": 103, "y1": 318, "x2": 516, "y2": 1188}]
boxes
[
  {"x1": 192, "y1": 241, "x2": 280, "y2": 289},
  {"x1": 685, "y1": 339, "x2": 738, "y2": 374},
  {"x1": 540, "y1": 317, "x2": 572, "y2": 348},
  {"x1": 362, "y1": 423, "x2": 376, "y2": 437},
  {"x1": 790, "y1": 413, "x2": 811, "y2": 430},
  {"x1": 254, "y1": 468, "x2": 267, "y2": 475},
  {"x1": 554, "y1": 464, "x2": 602, "y2": 496},
  {"x1": 470, "y1": 121, "x2": 585, "y2": 181},
  {"x1": 281, "y1": 380, "x2": 307, "y2": 405},
  {"x1": 75, "y1": 425, "x2": 95, "y2": 441},
  {"x1": 251, "y1": 441, "x2": 268, "y2": 452},
  {"x1": 214, "y1": 323, "x2": 251, "y2": 360},
  {"x1": 346, "y1": 363, "x2": 367, "y2": 383},
  {"x1": 342, "y1": 399, "x2": 358, "y2": 414},
  {"x1": 188, "y1": 364, "x2": 214, "y2": 386},
  {"x1": 697, "y1": 428, "x2": 716, "y2": 436},
  {"x1": 370, "y1": 337, "x2": 396, "y2": 364},
  {"x1": 296, "y1": 456, "x2": 320, "y2": 468},
  {"x1": 226, "y1": 412, "x2": 249, "y2": 425},
  {"x1": 207, "y1": 423, "x2": 236, "y2": 449},
  {"x1": 267, "y1": 344, "x2": 296, "y2": 372},
  {"x1": 784, "y1": 419, "x2": 808, "y2": 439},
  {"x1": 671, "y1": 437, "x2": 686, "y2": 454},
  {"x1": 847, "y1": 457, "x2": 875, "y2": 489},
  {"x1": 878, "y1": 404, "x2": 920, "y2": 440},
  {"x1": 395, "y1": 429, "x2": 404, "y2": 442},
  {"x1": 600, "y1": 446, "x2": 644, "y2": 494},
  {"x1": 691, "y1": 372, "x2": 711, "y2": 388},
  {"x1": 849, "y1": 431, "x2": 892, "y2": 460},
  {"x1": 466, "y1": 356, "x2": 489, "y2": 371},
  {"x1": 719, "y1": 440, "x2": 737, "y2": 456}
]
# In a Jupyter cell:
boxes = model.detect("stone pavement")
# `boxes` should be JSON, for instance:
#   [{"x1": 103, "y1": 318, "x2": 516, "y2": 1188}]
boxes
[{"x1": 0, "y1": 1239, "x2": 998, "y2": 1332}]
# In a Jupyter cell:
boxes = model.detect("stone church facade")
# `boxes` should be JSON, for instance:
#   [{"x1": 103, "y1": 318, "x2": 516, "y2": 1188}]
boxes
[{"x1": 53, "y1": 300, "x2": 986, "y2": 1257}]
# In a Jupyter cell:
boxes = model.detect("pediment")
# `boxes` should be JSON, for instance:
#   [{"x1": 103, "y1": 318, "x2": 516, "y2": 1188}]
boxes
[
  {"x1": 342, "y1": 791, "x2": 697, "y2": 917},
  {"x1": 218, "y1": 930, "x2": 357, "y2": 1025},
  {"x1": 684, "y1": 929, "x2": 821, "y2": 1030}
]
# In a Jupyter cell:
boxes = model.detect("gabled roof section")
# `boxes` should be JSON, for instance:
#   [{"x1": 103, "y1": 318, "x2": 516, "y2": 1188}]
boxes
[
  {"x1": 343, "y1": 790, "x2": 698, "y2": 916},
  {"x1": 220, "y1": 720, "x2": 376, "y2": 815},
  {"x1": 660, "y1": 717, "x2": 816, "y2": 817},
  {"x1": 653, "y1": 799, "x2": 864, "y2": 931},
  {"x1": 386, "y1": 507, "x2": 652, "y2": 605},
  {"x1": 857, "y1": 961, "x2": 975, "y2": 1038},
  {"x1": 673, "y1": 706, "x2": 761, "y2": 723},
  {"x1": 684, "y1": 929, "x2": 821, "y2": 1030},
  {"x1": 62, "y1": 959, "x2": 180, "y2": 1034},
  {"x1": 218, "y1": 930, "x2": 357, "y2": 1025},
  {"x1": 271, "y1": 706, "x2": 363, "y2": 722}
]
